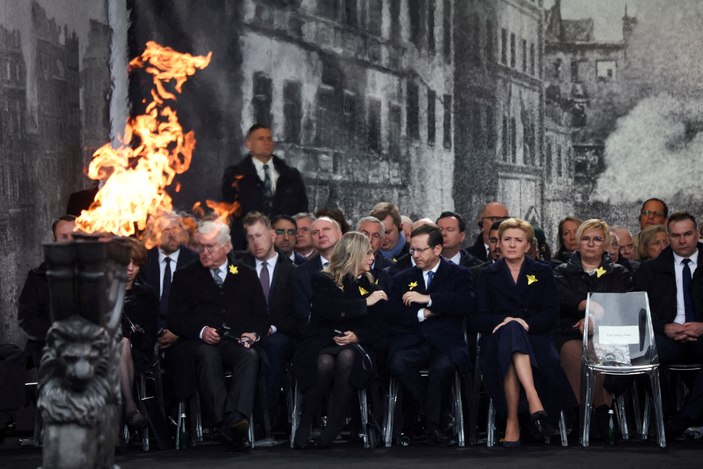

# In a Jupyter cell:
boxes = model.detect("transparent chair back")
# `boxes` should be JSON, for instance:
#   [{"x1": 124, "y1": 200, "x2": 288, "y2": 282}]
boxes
[{"x1": 583, "y1": 291, "x2": 658, "y2": 371}]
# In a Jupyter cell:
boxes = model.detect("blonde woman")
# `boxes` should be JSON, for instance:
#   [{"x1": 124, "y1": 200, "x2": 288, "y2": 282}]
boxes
[
  {"x1": 474, "y1": 218, "x2": 575, "y2": 447},
  {"x1": 293, "y1": 232, "x2": 388, "y2": 449},
  {"x1": 637, "y1": 224, "x2": 668, "y2": 261}
]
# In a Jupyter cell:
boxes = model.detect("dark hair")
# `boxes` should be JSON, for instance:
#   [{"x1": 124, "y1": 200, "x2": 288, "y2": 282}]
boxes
[
  {"x1": 246, "y1": 123, "x2": 270, "y2": 138},
  {"x1": 436, "y1": 211, "x2": 466, "y2": 232},
  {"x1": 667, "y1": 211, "x2": 697, "y2": 229},
  {"x1": 410, "y1": 225, "x2": 443, "y2": 248},
  {"x1": 51, "y1": 214, "x2": 76, "y2": 240},
  {"x1": 271, "y1": 215, "x2": 297, "y2": 228},
  {"x1": 315, "y1": 207, "x2": 350, "y2": 234},
  {"x1": 489, "y1": 220, "x2": 503, "y2": 232},
  {"x1": 641, "y1": 198, "x2": 669, "y2": 217}
]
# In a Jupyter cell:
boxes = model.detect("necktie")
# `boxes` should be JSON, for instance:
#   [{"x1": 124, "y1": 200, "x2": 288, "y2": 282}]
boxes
[
  {"x1": 212, "y1": 268, "x2": 223, "y2": 287},
  {"x1": 159, "y1": 257, "x2": 172, "y2": 326},
  {"x1": 426, "y1": 271, "x2": 435, "y2": 289},
  {"x1": 682, "y1": 258, "x2": 695, "y2": 322},
  {"x1": 259, "y1": 261, "x2": 270, "y2": 303},
  {"x1": 263, "y1": 164, "x2": 273, "y2": 198}
]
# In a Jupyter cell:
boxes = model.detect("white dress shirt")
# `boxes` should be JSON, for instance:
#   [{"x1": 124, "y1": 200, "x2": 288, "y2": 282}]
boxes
[
  {"x1": 417, "y1": 261, "x2": 439, "y2": 322},
  {"x1": 251, "y1": 156, "x2": 279, "y2": 193},
  {"x1": 158, "y1": 248, "x2": 181, "y2": 296},
  {"x1": 673, "y1": 250, "x2": 698, "y2": 324}
]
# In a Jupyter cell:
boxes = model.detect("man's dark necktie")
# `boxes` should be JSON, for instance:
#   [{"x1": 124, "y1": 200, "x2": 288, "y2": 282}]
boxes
[
  {"x1": 426, "y1": 270, "x2": 435, "y2": 289},
  {"x1": 159, "y1": 257, "x2": 172, "y2": 326},
  {"x1": 212, "y1": 268, "x2": 223, "y2": 287},
  {"x1": 259, "y1": 261, "x2": 270, "y2": 304},
  {"x1": 263, "y1": 164, "x2": 273, "y2": 198},
  {"x1": 682, "y1": 258, "x2": 695, "y2": 322}
]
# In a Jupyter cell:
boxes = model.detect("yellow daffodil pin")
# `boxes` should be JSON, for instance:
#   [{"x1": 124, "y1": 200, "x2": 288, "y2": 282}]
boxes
[
  {"x1": 595, "y1": 266, "x2": 607, "y2": 278},
  {"x1": 408, "y1": 281, "x2": 418, "y2": 290},
  {"x1": 228, "y1": 265, "x2": 238, "y2": 275},
  {"x1": 526, "y1": 274, "x2": 538, "y2": 285},
  {"x1": 359, "y1": 286, "x2": 368, "y2": 296}
]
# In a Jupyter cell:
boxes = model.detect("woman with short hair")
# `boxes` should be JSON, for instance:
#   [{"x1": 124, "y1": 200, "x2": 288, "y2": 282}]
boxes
[
  {"x1": 293, "y1": 232, "x2": 388, "y2": 448},
  {"x1": 474, "y1": 218, "x2": 575, "y2": 447},
  {"x1": 554, "y1": 219, "x2": 632, "y2": 434}
]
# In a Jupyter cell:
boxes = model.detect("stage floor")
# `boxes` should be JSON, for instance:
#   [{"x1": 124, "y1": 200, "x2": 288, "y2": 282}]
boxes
[{"x1": 3, "y1": 436, "x2": 701, "y2": 469}]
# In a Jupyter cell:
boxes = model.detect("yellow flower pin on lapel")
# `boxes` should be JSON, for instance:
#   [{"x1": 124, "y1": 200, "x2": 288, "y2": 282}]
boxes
[
  {"x1": 526, "y1": 274, "x2": 538, "y2": 285},
  {"x1": 595, "y1": 266, "x2": 607, "y2": 278},
  {"x1": 408, "y1": 281, "x2": 418, "y2": 291},
  {"x1": 359, "y1": 286, "x2": 368, "y2": 296},
  {"x1": 229, "y1": 265, "x2": 238, "y2": 275}
]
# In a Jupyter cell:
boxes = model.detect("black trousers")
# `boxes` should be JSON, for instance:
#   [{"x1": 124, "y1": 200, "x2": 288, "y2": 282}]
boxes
[
  {"x1": 193, "y1": 340, "x2": 259, "y2": 425},
  {"x1": 655, "y1": 333, "x2": 703, "y2": 420},
  {"x1": 389, "y1": 341, "x2": 454, "y2": 430}
]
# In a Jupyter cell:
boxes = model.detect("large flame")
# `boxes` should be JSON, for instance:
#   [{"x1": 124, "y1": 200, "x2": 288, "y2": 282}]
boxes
[{"x1": 75, "y1": 41, "x2": 212, "y2": 236}]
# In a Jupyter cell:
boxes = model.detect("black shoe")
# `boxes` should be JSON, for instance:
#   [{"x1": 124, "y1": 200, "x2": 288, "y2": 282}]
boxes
[
  {"x1": 502, "y1": 439, "x2": 521, "y2": 448},
  {"x1": 307, "y1": 436, "x2": 332, "y2": 449},
  {"x1": 126, "y1": 409, "x2": 149, "y2": 431},
  {"x1": 224, "y1": 419, "x2": 250, "y2": 451},
  {"x1": 428, "y1": 428, "x2": 457, "y2": 447},
  {"x1": 293, "y1": 426, "x2": 311, "y2": 449},
  {"x1": 665, "y1": 415, "x2": 691, "y2": 441},
  {"x1": 531, "y1": 411, "x2": 554, "y2": 441}
]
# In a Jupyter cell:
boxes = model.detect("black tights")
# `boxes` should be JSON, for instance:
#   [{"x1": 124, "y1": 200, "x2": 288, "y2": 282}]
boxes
[{"x1": 298, "y1": 349, "x2": 357, "y2": 444}]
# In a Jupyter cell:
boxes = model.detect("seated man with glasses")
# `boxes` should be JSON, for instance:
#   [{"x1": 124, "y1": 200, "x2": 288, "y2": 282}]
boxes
[
  {"x1": 272, "y1": 215, "x2": 306, "y2": 265},
  {"x1": 387, "y1": 225, "x2": 474, "y2": 445},
  {"x1": 167, "y1": 220, "x2": 269, "y2": 451},
  {"x1": 467, "y1": 202, "x2": 509, "y2": 262}
]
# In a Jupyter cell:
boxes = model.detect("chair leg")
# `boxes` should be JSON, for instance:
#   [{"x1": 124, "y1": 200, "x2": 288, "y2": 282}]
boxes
[
  {"x1": 581, "y1": 368, "x2": 595, "y2": 447},
  {"x1": 452, "y1": 371, "x2": 465, "y2": 447},
  {"x1": 486, "y1": 398, "x2": 496, "y2": 447},
  {"x1": 466, "y1": 369, "x2": 481, "y2": 446},
  {"x1": 289, "y1": 381, "x2": 300, "y2": 449},
  {"x1": 190, "y1": 393, "x2": 203, "y2": 445},
  {"x1": 176, "y1": 401, "x2": 185, "y2": 450},
  {"x1": 631, "y1": 381, "x2": 643, "y2": 438},
  {"x1": 615, "y1": 394, "x2": 629, "y2": 440},
  {"x1": 642, "y1": 393, "x2": 651, "y2": 440},
  {"x1": 138, "y1": 374, "x2": 149, "y2": 451},
  {"x1": 249, "y1": 415, "x2": 255, "y2": 448},
  {"x1": 358, "y1": 389, "x2": 369, "y2": 448},
  {"x1": 383, "y1": 377, "x2": 398, "y2": 448},
  {"x1": 559, "y1": 410, "x2": 568, "y2": 447},
  {"x1": 649, "y1": 370, "x2": 667, "y2": 448}
]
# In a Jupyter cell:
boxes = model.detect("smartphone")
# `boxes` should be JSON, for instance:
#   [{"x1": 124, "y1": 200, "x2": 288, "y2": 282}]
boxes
[{"x1": 333, "y1": 329, "x2": 345, "y2": 337}]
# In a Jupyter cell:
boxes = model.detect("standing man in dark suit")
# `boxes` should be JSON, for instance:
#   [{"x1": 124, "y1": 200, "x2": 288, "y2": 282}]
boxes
[
  {"x1": 436, "y1": 211, "x2": 483, "y2": 268},
  {"x1": 357, "y1": 216, "x2": 393, "y2": 291},
  {"x1": 292, "y1": 217, "x2": 342, "y2": 330},
  {"x1": 387, "y1": 225, "x2": 475, "y2": 445},
  {"x1": 236, "y1": 212, "x2": 298, "y2": 428},
  {"x1": 140, "y1": 212, "x2": 197, "y2": 345},
  {"x1": 635, "y1": 212, "x2": 703, "y2": 438},
  {"x1": 168, "y1": 220, "x2": 269, "y2": 451},
  {"x1": 467, "y1": 202, "x2": 509, "y2": 262},
  {"x1": 222, "y1": 124, "x2": 308, "y2": 249}
]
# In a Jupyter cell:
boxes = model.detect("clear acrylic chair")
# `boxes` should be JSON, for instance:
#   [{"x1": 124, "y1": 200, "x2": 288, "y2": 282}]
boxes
[{"x1": 580, "y1": 291, "x2": 666, "y2": 447}]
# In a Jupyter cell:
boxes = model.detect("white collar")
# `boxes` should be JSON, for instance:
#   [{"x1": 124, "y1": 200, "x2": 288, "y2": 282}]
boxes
[{"x1": 256, "y1": 252, "x2": 278, "y2": 269}]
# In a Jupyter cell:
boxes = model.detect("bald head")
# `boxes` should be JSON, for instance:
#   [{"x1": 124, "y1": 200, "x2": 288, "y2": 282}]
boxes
[
  {"x1": 412, "y1": 218, "x2": 437, "y2": 231},
  {"x1": 479, "y1": 202, "x2": 509, "y2": 243}
]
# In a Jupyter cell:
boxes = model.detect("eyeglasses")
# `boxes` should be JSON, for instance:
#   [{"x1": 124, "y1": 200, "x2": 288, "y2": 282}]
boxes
[
  {"x1": 275, "y1": 228, "x2": 297, "y2": 236},
  {"x1": 198, "y1": 243, "x2": 224, "y2": 253},
  {"x1": 409, "y1": 246, "x2": 433, "y2": 255},
  {"x1": 580, "y1": 235, "x2": 604, "y2": 245},
  {"x1": 641, "y1": 210, "x2": 665, "y2": 218}
]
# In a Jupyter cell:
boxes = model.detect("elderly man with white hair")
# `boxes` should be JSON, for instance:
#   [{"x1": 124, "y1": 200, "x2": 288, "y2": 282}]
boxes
[{"x1": 168, "y1": 220, "x2": 269, "y2": 451}]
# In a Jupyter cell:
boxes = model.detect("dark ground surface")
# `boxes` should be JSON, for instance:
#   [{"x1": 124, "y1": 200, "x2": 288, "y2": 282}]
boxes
[{"x1": 3, "y1": 435, "x2": 702, "y2": 469}]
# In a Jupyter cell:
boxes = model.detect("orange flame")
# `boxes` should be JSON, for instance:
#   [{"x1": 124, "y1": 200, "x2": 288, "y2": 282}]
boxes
[{"x1": 75, "y1": 41, "x2": 212, "y2": 236}]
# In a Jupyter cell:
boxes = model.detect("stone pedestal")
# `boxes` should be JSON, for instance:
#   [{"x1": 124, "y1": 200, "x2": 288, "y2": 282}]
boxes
[{"x1": 37, "y1": 239, "x2": 130, "y2": 469}]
